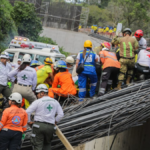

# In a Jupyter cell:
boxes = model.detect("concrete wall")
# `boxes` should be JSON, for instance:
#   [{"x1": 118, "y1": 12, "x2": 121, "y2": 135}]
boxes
[
  {"x1": 40, "y1": 27, "x2": 103, "y2": 54},
  {"x1": 74, "y1": 119, "x2": 150, "y2": 150}
]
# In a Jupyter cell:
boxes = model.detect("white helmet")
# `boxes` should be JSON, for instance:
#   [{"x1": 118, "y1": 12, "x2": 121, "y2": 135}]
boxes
[
  {"x1": 65, "y1": 56, "x2": 74, "y2": 64},
  {"x1": 9, "y1": 92, "x2": 22, "y2": 104},
  {"x1": 0, "y1": 52, "x2": 9, "y2": 59},
  {"x1": 102, "y1": 47, "x2": 110, "y2": 51},
  {"x1": 53, "y1": 61, "x2": 59, "y2": 70},
  {"x1": 22, "y1": 54, "x2": 32, "y2": 63},
  {"x1": 36, "y1": 84, "x2": 48, "y2": 93}
]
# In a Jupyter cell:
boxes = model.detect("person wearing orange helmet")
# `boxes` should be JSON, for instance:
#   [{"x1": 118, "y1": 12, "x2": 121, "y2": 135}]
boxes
[
  {"x1": 98, "y1": 42, "x2": 120, "y2": 96},
  {"x1": 134, "y1": 29, "x2": 147, "y2": 50}
]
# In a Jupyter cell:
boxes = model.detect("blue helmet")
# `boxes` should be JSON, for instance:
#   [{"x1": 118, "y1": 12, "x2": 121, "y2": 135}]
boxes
[
  {"x1": 30, "y1": 60, "x2": 40, "y2": 67},
  {"x1": 57, "y1": 60, "x2": 67, "y2": 69}
]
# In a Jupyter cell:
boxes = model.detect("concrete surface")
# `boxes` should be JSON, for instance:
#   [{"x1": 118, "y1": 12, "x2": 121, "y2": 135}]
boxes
[
  {"x1": 74, "y1": 119, "x2": 150, "y2": 150},
  {"x1": 40, "y1": 27, "x2": 103, "y2": 54}
]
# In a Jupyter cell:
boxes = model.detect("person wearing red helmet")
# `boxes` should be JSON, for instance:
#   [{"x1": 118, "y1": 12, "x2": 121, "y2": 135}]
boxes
[
  {"x1": 98, "y1": 42, "x2": 120, "y2": 96},
  {"x1": 135, "y1": 47, "x2": 150, "y2": 80},
  {"x1": 134, "y1": 29, "x2": 147, "y2": 50},
  {"x1": 93, "y1": 42, "x2": 105, "y2": 55}
]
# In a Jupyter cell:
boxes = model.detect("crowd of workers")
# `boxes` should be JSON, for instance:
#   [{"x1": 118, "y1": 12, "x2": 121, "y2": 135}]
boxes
[{"x1": 0, "y1": 27, "x2": 149, "y2": 150}]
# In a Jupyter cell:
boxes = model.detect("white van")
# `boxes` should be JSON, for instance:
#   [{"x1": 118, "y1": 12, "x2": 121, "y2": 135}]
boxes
[
  {"x1": 9, "y1": 36, "x2": 60, "y2": 53},
  {"x1": 4, "y1": 48, "x2": 65, "y2": 64}
]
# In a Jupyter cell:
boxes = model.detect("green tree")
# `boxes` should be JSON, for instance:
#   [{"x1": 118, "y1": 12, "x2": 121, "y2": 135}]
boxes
[
  {"x1": 11, "y1": 1, "x2": 43, "y2": 41},
  {"x1": 0, "y1": 0, "x2": 18, "y2": 51}
]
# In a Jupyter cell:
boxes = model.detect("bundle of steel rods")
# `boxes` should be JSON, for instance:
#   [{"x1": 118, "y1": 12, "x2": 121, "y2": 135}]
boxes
[{"x1": 21, "y1": 79, "x2": 150, "y2": 150}]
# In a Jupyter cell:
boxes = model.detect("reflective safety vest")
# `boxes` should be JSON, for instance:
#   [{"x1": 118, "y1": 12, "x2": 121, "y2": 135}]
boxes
[
  {"x1": 79, "y1": 49, "x2": 96, "y2": 75},
  {"x1": 99, "y1": 50, "x2": 120, "y2": 70}
]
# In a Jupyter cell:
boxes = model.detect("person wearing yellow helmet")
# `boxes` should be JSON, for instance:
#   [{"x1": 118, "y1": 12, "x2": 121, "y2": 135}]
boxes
[
  {"x1": 76, "y1": 40, "x2": 98, "y2": 100},
  {"x1": 36, "y1": 57, "x2": 54, "y2": 87}
]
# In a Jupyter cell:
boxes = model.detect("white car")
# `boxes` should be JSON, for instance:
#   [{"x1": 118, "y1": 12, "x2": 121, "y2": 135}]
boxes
[{"x1": 9, "y1": 36, "x2": 60, "y2": 53}]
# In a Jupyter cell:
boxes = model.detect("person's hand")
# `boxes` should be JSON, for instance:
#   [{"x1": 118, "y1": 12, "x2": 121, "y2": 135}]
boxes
[{"x1": 28, "y1": 122, "x2": 34, "y2": 128}]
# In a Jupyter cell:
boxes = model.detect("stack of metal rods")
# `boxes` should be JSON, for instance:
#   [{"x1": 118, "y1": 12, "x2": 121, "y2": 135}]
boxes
[{"x1": 21, "y1": 79, "x2": 150, "y2": 150}]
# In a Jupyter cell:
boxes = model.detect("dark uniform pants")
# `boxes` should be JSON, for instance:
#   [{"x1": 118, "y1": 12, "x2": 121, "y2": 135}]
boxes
[
  {"x1": 31, "y1": 122, "x2": 55, "y2": 150},
  {"x1": 0, "y1": 84, "x2": 11, "y2": 99},
  {"x1": 99, "y1": 67, "x2": 119, "y2": 94},
  {"x1": 118, "y1": 58, "x2": 135, "y2": 81},
  {"x1": 0, "y1": 129, "x2": 22, "y2": 150}
]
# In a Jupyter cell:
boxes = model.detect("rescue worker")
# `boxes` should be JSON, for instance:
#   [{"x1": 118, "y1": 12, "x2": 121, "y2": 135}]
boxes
[
  {"x1": 135, "y1": 47, "x2": 150, "y2": 80},
  {"x1": 10, "y1": 59, "x2": 22, "y2": 69},
  {"x1": 26, "y1": 84, "x2": 64, "y2": 150},
  {"x1": 65, "y1": 56, "x2": 74, "y2": 73},
  {"x1": 8, "y1": 54, "x2": 37, "y2": 104},
  {"x1": 116, "y1": 28, "x2": 138, "y2": 89},
  {"x1": 48, "y1": 60, "x2": 77, "y2": 98},
  {"x1": 93, "y1": 42, "x2": 107, "y2": 55},
  {"x1": 36, "y1": 57, "x2": 54, "y2": 86},
  {"x1": 30, "y1": 60, "x2": 40, "y2": 68},
  {"x1": 134, "y1": 29, "x2": 147, "y2": 50},
  {"x1": 0, "y1": 92, "x2": 28, "y2": 150},
  {"x1": 76, "y1": 40, "x2": 98, "y2": 100},
  {"x1": 98, "y1": 42, "x2": 120, "y2": 96},
  {"x1": 0, "y1": 52, "x2": 12, "y2": 101}
]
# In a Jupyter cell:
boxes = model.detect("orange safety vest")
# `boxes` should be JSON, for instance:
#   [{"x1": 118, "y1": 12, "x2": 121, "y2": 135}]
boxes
[
  {"x1": 0, "y1": 105, "x2": 28, "y2": 132},
  {"x1": 35, "y1": 65, "x2": 44, "y2": 71},
  {"x1": 99, "y1": 50, "x2": 120, "y2": 70}
]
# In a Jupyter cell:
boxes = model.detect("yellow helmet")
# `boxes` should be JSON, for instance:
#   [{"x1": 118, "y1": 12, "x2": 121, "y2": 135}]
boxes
[
  {"x1": 84, "y1": 40, "x2": 92, "y2": 48},
  {"x1": 44, "y1": 57, "x2": 53, "y2": 65}
]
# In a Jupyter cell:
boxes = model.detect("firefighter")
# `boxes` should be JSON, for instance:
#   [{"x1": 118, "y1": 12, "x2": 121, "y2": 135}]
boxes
[
  {"x1": 48, "y1": 60, "x2": 77, "y2": 98},
  {"x1": 116, "y1": 28, "x2": 139, "y2": 89},
  {"x1": 76, "y1": 40, "x2": 98, "y2": 100},
  {"x1": 0, "y1": 92, "x2": 28, "y2": 150},
  {"x1": 26, "y1": 84, "x2": 64, "y2": 150},
  {"x1": 8, "y1": 54, "x2": 37, "y2": 104},
  {"x1": 98, "y1": 42, "x2": 120, "y2": 96},
  {"x1": 36, "y1": 58, "x2": 54, "y2": 86}
]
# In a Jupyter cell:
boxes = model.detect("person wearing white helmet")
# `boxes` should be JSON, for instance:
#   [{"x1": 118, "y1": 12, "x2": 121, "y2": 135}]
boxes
[
  {"x1": 0, "y1": 92, "x2": 27, "y2": 150},
  {"x1": 26, "y1": 84, "x2": 64, "y2": 150},
  {"x1": 0, "y1": 52, "x2": 12, "y2": 103},
  {"x1": 8, "y1": 54, "x2": 37, "y2": 104},
  {"x1": 65, "y1": 56, "x2": 74, "y2": 73}
]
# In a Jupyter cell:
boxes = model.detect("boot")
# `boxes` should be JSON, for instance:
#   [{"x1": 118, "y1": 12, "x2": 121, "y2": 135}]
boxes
[
  {"x1": 126, "y1": 76, "x2": 131, "y2": 85},
  {"x1": 115, "y1": 82, "x2": 122, "y2": 90}
]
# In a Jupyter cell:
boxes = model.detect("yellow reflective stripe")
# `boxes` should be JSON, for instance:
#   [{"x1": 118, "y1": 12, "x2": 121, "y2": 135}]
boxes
[
  {"x1": 84, "y1": 65, "x2": 94, "y2": 67},
  {"x1": 123, "y1": 42, "x2": 126, "y2": 57},
  {"x1": 128, "y1": 42, "x2": 133, "y2": 57},
  {"x1": 57, "y1": 65, "x2": 66, "y2": 67}
]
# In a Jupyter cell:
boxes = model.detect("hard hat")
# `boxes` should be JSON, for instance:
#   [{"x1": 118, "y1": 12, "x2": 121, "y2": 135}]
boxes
[
  {"x1": 0, "y1": 52, "x2": 9, "y2": 59},
  {"x1": 65, "y1": 56, "x2": 74, "y2": 64},
  {"x1": 9, "y1": 92, "x2": 22, "y2": 104},
  {"x1": 102, "y1": 42, "x2": 111, "y2": 50},
  {"x1": 84, "y1": 40, "x2": 92, "y2": 48},
  {"x1": 134, "y1": 29, "x2": 143, "y2": 38},
  {"x1": 30, "y1": 60, "x2": 40, "y2": 67},
  {"x1": 22, "y1": 54, "x2": 32, "y2": 63},
  {"x1": 53, "y1": 61, "x2": 59, "y2": 70},
  {"x1": 44, "y1": 57, "x2": 53, "y2": 65},
  {"x1": 122, "y1": 28, "x2": 132, "y2": 34},
  {"x1": 36, "y1": 84, "x2": 48, "y2": 93},
  {"x1": 57, "y1": 60, "x2": 67, "y2": 69},
  {"x1": 18, "y1": 59, "x2": 22, "y2": 62},
  {"x1": 146, "y1": 47, "x2": 150, "y2": 51}
]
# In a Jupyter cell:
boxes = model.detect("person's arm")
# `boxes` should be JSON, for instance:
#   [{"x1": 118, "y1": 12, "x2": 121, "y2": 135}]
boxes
[
  {"x1": 52, "y1": 74, "x2": 59, "y2": 88},
  {"x1": 22, "y1": 111, "x2": 28, "y2": 132},
  {"x1": 32, "y1": 70, "x2": 37, "y2": 90},
  {"x1": 76, "y1": 53, "x2": 80, "y2": 69},
  {"x1": 134, "y1": 38, "x2": 139, "y2": 52},
  {"x1": 8, "y1": 68, "x2": 18, "y2": 82},
  {"x1": 55, "y1": 102, "x2": 64, "y2": 124},
  {"x1": 49, "y1": 72, "x2": 54, "y2": 83},
  {"x1": 95, "y1": 54, "x2": 98, "y2": 62},
  {"x1": 99, "y1": 51, "x2": 105, "y2": 64},
  {"x1": 0, "y1": 109, "x2": 8, "y2": 131}
]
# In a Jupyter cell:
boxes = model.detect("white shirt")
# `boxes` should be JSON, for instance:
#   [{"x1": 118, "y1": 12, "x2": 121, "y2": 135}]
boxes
[
  {"x1": 0, "y1": 62, "x2": 12, "y2": 86},
  {"x1": 8, "y1": 66, "x2": 37, "y2": 90},
  {"x1": 10, "y1": 63, "x2": 20, "y2": 69},
  {"x1": 137, "y1": 49, "x2": 150, "y2": 67},
  {"x1": 139, "y1": 37, "x2": 147, "y2": 49},
  {"x1": 77, "y1": 53, "x2": 97, "y2": 60},
  {"x1": 26, "y1": 96, "x2": 64, "y2": 124}
]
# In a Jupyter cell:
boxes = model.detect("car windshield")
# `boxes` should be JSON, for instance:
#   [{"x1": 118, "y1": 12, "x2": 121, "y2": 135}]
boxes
[
  {"x1": 8, "y1": 53, "x2": 15, "y2": 62},
  {"x1": 36, "y1": 55, "x2": 49, "y2": 64},
  {"x1": 18, "y1": 52, "x2": 34, "y2": 60}
]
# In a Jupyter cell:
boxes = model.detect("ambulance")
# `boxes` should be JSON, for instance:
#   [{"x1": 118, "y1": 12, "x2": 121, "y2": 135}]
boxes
[
  {"x1": 9, "y1": 36, "x2": 60, "y2": 53},
  {"x1": 4, "y1": 47, "x2": 66, "y2": 64}
]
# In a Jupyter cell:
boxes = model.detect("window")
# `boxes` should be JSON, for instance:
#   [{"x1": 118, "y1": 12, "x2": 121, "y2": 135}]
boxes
[
  {"x1": 36, "y1": 55, "x2": 50, "y2": 64},
  {"x1": 18, "y1": 52, "x2": 34, "y2": 60},
  {"x1": 9, "y1": 53, "x2": 15, "y2": 62},
  {"x1": 55, "y1": 57, "x2": 65, "y2": 62}
]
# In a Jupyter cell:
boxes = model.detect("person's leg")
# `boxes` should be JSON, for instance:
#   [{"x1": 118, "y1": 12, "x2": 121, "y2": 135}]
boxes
[
  {"x1": 8, "y1": 130, "x2": 22, "y2": 150},
  {"x1": 31, "y1": 122, "x2": 44, "y2": 150},
  {"x1": 111, "y1": 68, "x2": 119, "y2": 89},
  {"x1": 78, "y1": 73, "x2": 87, "y2": 100},
  {"x1": 0, "y1": 130, "x2": 10, "y2": 150},
  {"x1": 43, "y1": 124, "x2": 55, "y2": 150},
  {"x1": 88, "y1": 74, "x2": 98, "y2": 97}
]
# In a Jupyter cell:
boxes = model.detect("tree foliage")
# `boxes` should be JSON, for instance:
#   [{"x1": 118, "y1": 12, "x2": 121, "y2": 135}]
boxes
[
  {"x1": 11, "y1": 1, "x2": 43, "y2": 41},
  {"x1": 0, "y1": 0, "x2": 18, "y2": 51}
]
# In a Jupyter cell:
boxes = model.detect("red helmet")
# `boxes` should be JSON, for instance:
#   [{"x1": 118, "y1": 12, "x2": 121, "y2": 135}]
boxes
[
  {"x1": 134, "y1": 30, "x2": 143, "y2": 38},
  {"x1": 101, "y1": 42, "x2": 111, "y2": 50},
  {"x1": 146, "y1": 47, "x2": 150, "y2": 51}
]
